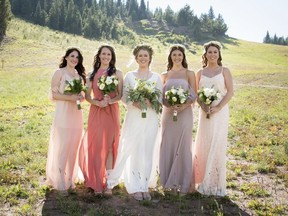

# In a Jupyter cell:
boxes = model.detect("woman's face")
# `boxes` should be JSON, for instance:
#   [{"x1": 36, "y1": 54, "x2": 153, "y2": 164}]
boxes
[
  {"x1": 99, "y1": 47, "x2": 112, "y2": 66},
  {"x1": 205, "y1": 46, "x2": 219, "y2": 64},
  {"x1": 65, "y1": 50, "x2": 79, "y2": 68},
  {"x1": 171, "y1": 49, "x2": 184, "y2": 66},
  {"x1": 136, "y1": 49, "x2": 150, "y2": 67}
]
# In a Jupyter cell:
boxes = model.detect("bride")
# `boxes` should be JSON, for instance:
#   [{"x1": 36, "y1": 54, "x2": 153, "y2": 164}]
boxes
[{"x1": 107, "y1": 45, "x2": 162, "y2": 201}]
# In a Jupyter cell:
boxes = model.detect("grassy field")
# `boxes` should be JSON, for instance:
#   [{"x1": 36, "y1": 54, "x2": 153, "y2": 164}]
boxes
[{"x1": 0, "y1": 18, "x2": 287, "y2": 215}]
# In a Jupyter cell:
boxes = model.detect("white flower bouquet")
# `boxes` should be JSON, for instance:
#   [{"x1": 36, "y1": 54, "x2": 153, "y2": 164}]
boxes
[
  {"x1": 126, "y1": 78, "x2": 162, "y2": 118},
  {"x1": 97, "y1": 75, "x2": 119, "y2": 96},
  {"x1": 165, "y1": 86, "x2": 189, "y2": 121},
  {"x1": 64, "y1": 78, "x2": 86, "y2": 110},
  {"x1": 198, "y1": 86, "x2": 221, "y2": 118}
]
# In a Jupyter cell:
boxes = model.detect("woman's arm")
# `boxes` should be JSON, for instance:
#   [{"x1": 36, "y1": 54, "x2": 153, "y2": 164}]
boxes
[
  {"x1": 50, "y1": 69, "x2": 82, "y2": 102},
  {"x1": 161, "y1": 72, "x2": 170, "y2": 107}
]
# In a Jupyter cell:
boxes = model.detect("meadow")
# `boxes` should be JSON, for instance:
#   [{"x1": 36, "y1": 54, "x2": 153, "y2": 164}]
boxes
[{"x1": 0, "y1": 19, "x2": 287, "y2": 215}]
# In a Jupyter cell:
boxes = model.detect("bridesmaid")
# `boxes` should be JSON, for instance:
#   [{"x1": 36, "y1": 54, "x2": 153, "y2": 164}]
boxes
[
  {"x1": 159, "y1": 45, "x2": 196, "y2": 194},
  {"x1": 79, "y1": 45, "x2": 123, "y2": 194},
  {"x1": 192, "y1": 41, "x2": 233, "y2": 196},
  {"x1": 107, "y1": 45, "x2": 162, "y2": 201},
  {"x1": 46, "y1": 47, "x2": 86, "y2": 192}
]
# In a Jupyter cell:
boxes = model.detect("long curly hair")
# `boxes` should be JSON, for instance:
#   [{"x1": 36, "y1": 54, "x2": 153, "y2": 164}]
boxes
[
  {"x1": 167, "y1": 44, "x2": 188, "y2": 71},
  {"x1": 59, "y1": 47, "x2": 86, "y2": 84},
  {"x1": 201, "y1": 41, "x2": 222, "y2": 68},
  {"x1": 132, "y1": 45, "x2": 154, "y2": 66},
  {"x1": 89, "y1": 45, "x2": 116, "y2": 81}
]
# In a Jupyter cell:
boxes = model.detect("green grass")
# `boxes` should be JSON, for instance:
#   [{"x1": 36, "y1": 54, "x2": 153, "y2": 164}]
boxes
[{"x1": 0, "y1": 18, "x2": 288, "y2": 215}]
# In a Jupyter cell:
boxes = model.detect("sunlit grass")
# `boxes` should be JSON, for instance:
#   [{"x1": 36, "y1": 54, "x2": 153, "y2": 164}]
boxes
[{"x1": 0, "y1": 18, "x2": 288, "y2": 215}]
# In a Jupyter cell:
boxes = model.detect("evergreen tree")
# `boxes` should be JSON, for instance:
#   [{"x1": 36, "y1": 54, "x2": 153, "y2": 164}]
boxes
[
  {"x1": 177, "y1": 5, "x2": 194, "y2": 26},
  {"x1": 48, "y1": 0, "x2": 62, "y2": 30},
  {"x1": 105, "y1": 0, "x2": 116, "y2": 18},
  {"x1": 273, "y1": 34, "x2": 278, "y2": 44},
  {"x1": 139, "y1": 0, "x2": 147, "y2": 20},
  {"x1": 212, "y1": 14, "x2": 227, "y2": 36},
  {"x1": 164, "y1": 6, "x2": 175, "y2": 25},
  {"x1": 263, "y1": 31, "x2": 271, "y2": 43},
  {"x1": 34, "y1": 1, "x2": 46, "y2": 25},
  {"x1": 200, "y1": 13, "x2": 211, "y2": 33},
  {"x1": 65, "y1": 0, "x2": 82, "y2": 34},
  {"x1": 154, "y1": 8, "x2": 163, "y2": 21},
  {"x1": 190, "y1": 16, "x2": 202, "y2": 40},
  {"x1": 208, "y1": 6, "x2": 215, "y2": 20},
  {"x1": 0, "y1": 0, "x2": 12, "y2": 40}
]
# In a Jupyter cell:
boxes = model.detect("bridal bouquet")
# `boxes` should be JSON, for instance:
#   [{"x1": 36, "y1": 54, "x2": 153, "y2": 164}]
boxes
[
  {"x1": 165, "y1": 86, "x2": 189, "y2": 121},
  {"x1": 198, "y1": 86, "x2": 221, "y2": 118},
  {"x1": 126, "y1": 78, "x2": 162, "y2": 118},
  {"x1": 64, "y1": 78, "x2": 86, "y2": 110},
  {"x1": 97, "y1": 75, "x2": 119, "y2": 96}
]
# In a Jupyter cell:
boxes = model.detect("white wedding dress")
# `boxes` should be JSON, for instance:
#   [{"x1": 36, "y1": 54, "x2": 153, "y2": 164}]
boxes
[{"x1": 107, "y1": 71, "x2": 162, "y2": 194}]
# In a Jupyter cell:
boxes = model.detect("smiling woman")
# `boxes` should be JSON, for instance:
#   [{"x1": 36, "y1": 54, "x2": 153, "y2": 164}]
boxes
[
  {"x1": 78, "y1": 45, "x2": 123, "y2": 195},
  {"x1": 107, "y1": 45, "x2": 163, "y2": 201},
  {"x1": 46, "y1": 47, "x2": 86, "y2": 192},
  {"x1": 192, "y1": 41, "x2": 233, "y2": 196}
]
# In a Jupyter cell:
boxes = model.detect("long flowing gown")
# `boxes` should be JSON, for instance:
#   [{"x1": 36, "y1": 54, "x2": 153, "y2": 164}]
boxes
[
  {"x1": 107, "y1": 71, "x2": 162, "y2": 194},
  {"x1": 192, "y1": 68, "x2": 229, "y2": 196},
  {"x1": 79, "y1": 69, "x2": 120, "y2": 192},
  {"x1": 160, "y1": 79, "x2": 196, "y2": 193},
  {"x1": 46, "y1": 69, "x2": 83, "y2": 191}
]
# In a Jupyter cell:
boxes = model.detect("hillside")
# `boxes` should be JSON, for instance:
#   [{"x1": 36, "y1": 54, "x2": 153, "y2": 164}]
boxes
[{"x1": 0, "y1": 18, "x2": 287, "y2": 215}]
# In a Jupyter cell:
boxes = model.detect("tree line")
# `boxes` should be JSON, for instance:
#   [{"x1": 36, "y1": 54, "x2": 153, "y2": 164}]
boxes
[
  {"x1": 0, "y1": 0, "x2": 12, "y2": 41},
  {"x1": 263, "y1": 31, "x2": 288, "y2": 46},
  {"x1": 7, "y1": 0, "x2": 228, "y2": 43}
]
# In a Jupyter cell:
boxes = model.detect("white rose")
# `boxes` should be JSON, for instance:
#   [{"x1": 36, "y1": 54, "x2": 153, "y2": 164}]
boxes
[
  {"x1": 209, "y1": 88, "x2": 216, "y2": 95},
  {"x1": 177, "y1": 88, "x2": 184, "y2": 95},
  {"x1": 205, "y1": 98, "x2": 211, "y2": 104},
  {"x1": 99, "y1": 83, "x2": 105, "y2": 90},
  {"x1": 203, "y1": 88, "x2": 211, "y2": 97},
  {"x1": 171, "y1": 88, "x2": 177, "y2": 95},
  {"x1": 180, "y1": 99, "x2": 186, "y2": 104},
  {"x1": 114, "y1": 79, "x2": 119, "y2": 85},
  {"x1": 172, "y1": 97, "x2": 177, "y2": 102},
  {"x1": 105, "y1": 77, "x2": 113, "y2": 85}
]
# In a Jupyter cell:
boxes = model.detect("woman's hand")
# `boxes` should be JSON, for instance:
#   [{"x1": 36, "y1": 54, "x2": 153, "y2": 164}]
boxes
[
  {"x1": 70, "y1": 94, "x2": 84, "y2": 102},
  {"x1": 132, "y1": 101, "x2": 141, "y2": 109},
  {"x1": 200, "y1": 103, "x2": 210, "y2": 113},
  {"x1": 171, "y1": 104, "x2": 190, "y2": 113},
  {"x1": 104, "y1": 95, "x2": 111, "y2": 104},
  {"x1": 144, "y1": 98, "x2": 151, "y2": 108},
  {"x1": 96, "y1": 99, "x2": 108, "y2": 108},
  {"x1": 209, "y1": 105, "x2": 221, "y2": 114}
]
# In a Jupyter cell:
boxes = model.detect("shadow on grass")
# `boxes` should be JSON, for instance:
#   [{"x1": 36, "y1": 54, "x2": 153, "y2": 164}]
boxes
[{"x1": 41, "y1": 186, "x2": 251, "y2": 216}]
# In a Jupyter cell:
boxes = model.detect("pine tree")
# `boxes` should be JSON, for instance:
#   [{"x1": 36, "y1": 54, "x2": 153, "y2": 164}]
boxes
[
  {"x1": 212, "y1": 14, "x2": 228, "y2": 36},
  {"x1": 177, "y1": 5, "x2": 194, "y2": 26},
  {"x1": 263, "y1": 31, "x2": 271, "y2": 43},
  {"x1": 0, "y1": 0, "x2": 12, "y2": 40},
  {"x1": 164, "y1": 6, "x2": 175, "y2": 25},
  {"x1": 208, "y1": 6, "x2": 215, "y2": 20},
  {"x1": 139, "y1": 0, "x2": 147, "y2": 19}
]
